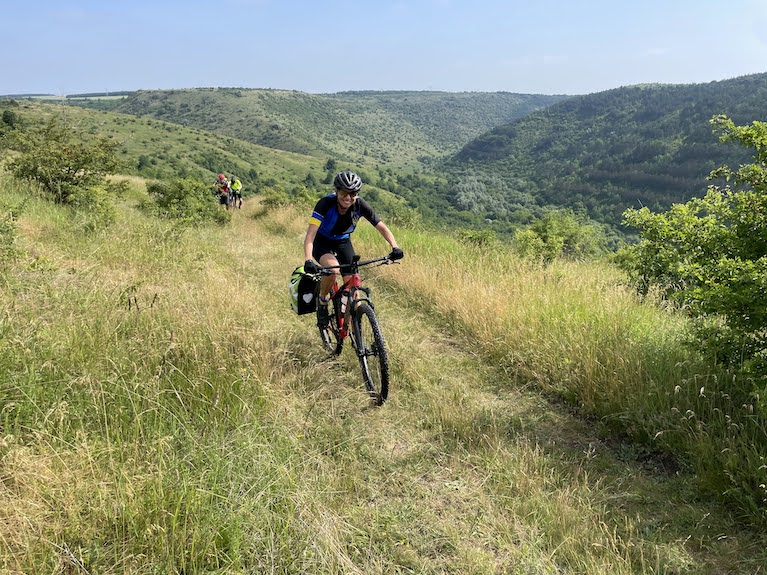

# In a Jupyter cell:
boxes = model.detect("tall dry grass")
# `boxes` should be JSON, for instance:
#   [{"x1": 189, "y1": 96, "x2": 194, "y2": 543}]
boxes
[
  {"x1": 1, "y1": 182, "x2": 766, "y2": 573},
  {"x1": 351, "y1": 222, "x2": 767, "y2": 527}
]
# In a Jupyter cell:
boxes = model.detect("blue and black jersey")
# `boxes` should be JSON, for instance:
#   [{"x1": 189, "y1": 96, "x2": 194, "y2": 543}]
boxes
[{"x1": 309, "y1": 194, "x2": 381, "y2": 240}]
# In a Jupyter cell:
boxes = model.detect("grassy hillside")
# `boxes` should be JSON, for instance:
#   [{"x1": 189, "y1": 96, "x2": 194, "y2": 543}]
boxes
[
  {"x1": 33, "y1": 76, "x2": 767, "y2": 236},
  {"x1": 0, "y1": 99, "x2": 452, "y2": 232},
  {"x1": 64, "y1": 88, "x2": 566, "y2": 166},
  {"x1": 1, "y1": 99, "x2": 327, "y2": 190},
  {"x1": 1, "y1": 172, "x2": 766, "y2": 572},
  {"x1": 447, "y1": 73, "x2": 767, "y2": 226}
]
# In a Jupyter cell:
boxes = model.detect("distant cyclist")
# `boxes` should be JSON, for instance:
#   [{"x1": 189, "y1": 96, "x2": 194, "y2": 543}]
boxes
[
  {"x1": 230, "y1": 176, "x2": 243, "y2": 209},
  {"x1": 303, "y1": 170, "x2": 404, "y2": 327},
  {"x1": 214, "y1": 173, "x2": 230, "y2": 206}
]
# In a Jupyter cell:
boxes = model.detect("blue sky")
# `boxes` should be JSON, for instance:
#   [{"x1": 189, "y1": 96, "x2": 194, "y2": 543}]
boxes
[{"x1": 4, "y1": 0, "x2": 767, "y2": 96}]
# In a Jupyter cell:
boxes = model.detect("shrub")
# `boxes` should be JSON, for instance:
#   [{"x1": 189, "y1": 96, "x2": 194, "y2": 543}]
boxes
[
  {"x1": 0, "y1": 206, "x2": 19, "y2": 264},
  {"x1": 620, "y1": 116, "x2": 767, "y2": 375},
  {"x1": 145, "y1": 178, "x2": 230, "y2": 225},
  {"x1": 2, "y1": 117, "x2": 122, "y2": 205},
  {"x1": 513, "y1": 209, "x2": 609, "y2": 262},
  {"x1": 259, "y1": 184, "x2": 316, "y2": 212},
  {"x1": 68, "y1": 185, "x2": 117, "y2": 233},
  {"x1": 457, "y1": 228, "x2": 497, "y2": 247}
]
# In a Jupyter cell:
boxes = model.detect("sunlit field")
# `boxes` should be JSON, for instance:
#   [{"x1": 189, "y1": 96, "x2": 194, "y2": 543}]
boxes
[{"x1": 1, "y1": 176, "x2": 765, "y2": 573}]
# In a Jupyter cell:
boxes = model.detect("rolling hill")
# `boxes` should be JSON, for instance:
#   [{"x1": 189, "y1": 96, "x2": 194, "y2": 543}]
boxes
[
  {"x1": 445, "y1": 73, "x2": 767, "y2": 226},
  {"x1": 0, "y1": 99, "x2": 425, "y2": 227},
  {"x1": 1, "y1": 99, "x2": 329, "y2": 190},
  {"x1": 11, "y1": 75, "x2": 767, "y2": 236},
  {"x1": 64, "y1": 88, "x2": 567, "y2": 166}
]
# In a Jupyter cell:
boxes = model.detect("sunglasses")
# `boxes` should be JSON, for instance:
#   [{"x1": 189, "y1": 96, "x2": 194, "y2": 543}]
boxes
[{"x1": 338, "y1": 189, "x2": 359, "y2": 198}]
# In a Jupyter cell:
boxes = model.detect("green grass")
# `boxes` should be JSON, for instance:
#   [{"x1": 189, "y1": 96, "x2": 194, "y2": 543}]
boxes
[
  {"x1": 3, "y1": 100, "x2": 329, "y2": 190},
  {"x1": 370, "y1": 224, "x2": 767, "y2": 523},
  {"x1": 1, "y1": 174, "x2": 766, "y2": 573}
]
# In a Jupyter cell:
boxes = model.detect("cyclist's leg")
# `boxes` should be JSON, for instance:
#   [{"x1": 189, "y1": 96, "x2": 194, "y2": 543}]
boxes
[
  {"x1": 312, "y1": 236, "x2": 347, "y2": 299},
  {"x1": 334, "y1": 238, "x2": 356, "y2": 301},
  {"x1": 312, "y1": 237, "x2": 339, "y2": 328},
  {"x1": 317, "y1": 253, "x2": 339, "y2": 299}
]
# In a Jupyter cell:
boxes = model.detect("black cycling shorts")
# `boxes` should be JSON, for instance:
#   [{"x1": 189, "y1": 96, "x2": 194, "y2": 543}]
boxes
[{"x1": 312, "y1": 234, "x2": 355, "y2": 273}]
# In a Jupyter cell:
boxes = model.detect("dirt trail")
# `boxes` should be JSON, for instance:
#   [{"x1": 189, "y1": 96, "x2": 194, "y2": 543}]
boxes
[{"x1": 217, "y1": 202, "x2": 765, "y2": 574}]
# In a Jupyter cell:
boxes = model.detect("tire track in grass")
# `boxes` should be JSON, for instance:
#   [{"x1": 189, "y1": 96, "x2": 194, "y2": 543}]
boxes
[{"x1": 214, "y1": 201, "x2": 767, "y2": 574}]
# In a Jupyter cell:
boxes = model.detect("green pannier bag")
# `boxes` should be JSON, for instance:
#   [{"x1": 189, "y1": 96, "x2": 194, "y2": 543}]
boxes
[{"x1": 289, "y1": 266, "x2": 319, "y2": 315}]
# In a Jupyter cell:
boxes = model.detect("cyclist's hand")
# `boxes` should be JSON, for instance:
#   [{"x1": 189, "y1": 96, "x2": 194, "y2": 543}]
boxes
[
  {"x1": 389, "y1": 247, "x2": 404, "y2": 261},
  {"x1": 304, "y1": 259, "x2": 320, "y2": 274}
]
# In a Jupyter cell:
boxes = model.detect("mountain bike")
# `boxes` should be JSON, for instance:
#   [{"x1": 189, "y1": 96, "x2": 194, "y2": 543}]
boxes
[{"x1": 316, "y1": 254, "x2": 396, "y2": 405}]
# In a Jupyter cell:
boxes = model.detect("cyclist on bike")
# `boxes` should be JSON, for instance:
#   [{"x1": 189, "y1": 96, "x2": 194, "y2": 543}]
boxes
[
  {"x1": 230, "y1": 176, "x2": 243, "y2": 208},
  {"x1": 303, "y1": 170, "x2": 404, "y2": 327},
  {"x1": 214, "y1": 173, "x2": 230, "y2": 206}
]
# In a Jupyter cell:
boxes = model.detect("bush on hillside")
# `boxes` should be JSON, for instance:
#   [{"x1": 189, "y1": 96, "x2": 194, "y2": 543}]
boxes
[
  {"x1": 1, "y1": 117, "x2": 122, "y2": 205},
  {"x1": 620, "y1": 115, "x2": 767, "y2": 420},
  {"x1": 0, "y1": 206, "x2": 19, "y2": 264},
  {"x1": 145, "y1": 178, "x2": 230, "y2": 225},
  {"x1": 512, "y1": 209, "x2": 610, "y2": 262},
  {"x1": 260, "y1": 184, "x2": 317, "y2": 212},
  {"x1": 457, "y1": 228, "x2": 498, "y2": 247},
  {"x1": 68, "y1": 184, "x2": 117, "y2": 232},
  {"x1": 1, "y1": 109, "x2": 21, "y2": 133}
]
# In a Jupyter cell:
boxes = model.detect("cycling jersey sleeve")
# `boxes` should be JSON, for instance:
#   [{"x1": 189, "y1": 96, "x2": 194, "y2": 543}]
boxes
[
  {"x1": 309, "y1": 195, "x2": 334, "y2": 227},
  {"x1": 356, "y1": 198, "x2": 381, "y2": 227}
]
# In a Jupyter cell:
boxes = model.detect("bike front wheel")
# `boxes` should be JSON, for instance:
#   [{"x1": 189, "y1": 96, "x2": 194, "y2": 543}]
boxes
[{"x1": 352, "y1": 302, "x2": 389, "y2": 405}]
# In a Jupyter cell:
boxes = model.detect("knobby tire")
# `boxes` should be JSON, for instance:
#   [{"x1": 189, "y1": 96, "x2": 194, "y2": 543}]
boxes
[{"x1": 353, "y1": 302, "x2": 389, "y2": 405}]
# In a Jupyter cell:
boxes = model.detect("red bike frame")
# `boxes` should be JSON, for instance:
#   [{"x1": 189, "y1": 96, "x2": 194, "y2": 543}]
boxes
[{"x1": 328, "y1": 272, "x2": 364, "y2": 340}]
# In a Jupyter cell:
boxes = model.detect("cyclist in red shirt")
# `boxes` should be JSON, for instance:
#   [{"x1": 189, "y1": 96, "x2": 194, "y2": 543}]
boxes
[{"x1": 214, "y1": 173, "x2": 230, "y2": 206}]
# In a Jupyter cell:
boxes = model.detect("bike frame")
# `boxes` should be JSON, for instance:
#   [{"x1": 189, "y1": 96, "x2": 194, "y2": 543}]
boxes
[
  {"x1": 319, "y1": 256, "x2": 388, "y2": 340},
  {"x1": 315, "y1": 254, "x2": 395, "y2": 405}
]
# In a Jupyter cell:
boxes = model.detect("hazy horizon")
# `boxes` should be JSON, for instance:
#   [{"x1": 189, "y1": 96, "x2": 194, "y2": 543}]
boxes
[{"x1": 4, "y1": 0, "x2": 767, "y2": 97}]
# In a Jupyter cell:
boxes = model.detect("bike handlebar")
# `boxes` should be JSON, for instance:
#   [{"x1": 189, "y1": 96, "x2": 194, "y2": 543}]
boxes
[{"x1": 317, "y1": 255, "x2": 395, "y2": 275}]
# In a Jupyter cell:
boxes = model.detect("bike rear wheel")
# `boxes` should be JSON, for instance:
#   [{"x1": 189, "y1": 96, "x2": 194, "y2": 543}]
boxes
[
  {"x1": 319, "y1": 300, "x2": 343, "y2": 355},
  {"x1": 352, "y1": 302, "x2": 389, "y2": 405}
]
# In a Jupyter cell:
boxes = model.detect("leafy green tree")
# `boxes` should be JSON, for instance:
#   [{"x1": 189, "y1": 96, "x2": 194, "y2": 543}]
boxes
[
  {"x1": 513, "y1": 209, "x2": 608, "y2": 262},
  {"x1": 322, "y1": 158, "x2": 337, "y2": 184},
  {"x1": 2, "y1": 118, "x2": 121, "y2": 204},
  {"x1": 137, "y1": 154, "x2": 151, "y2": 171},
  {"x1": 1, "y1": 110, "x2": 19, "y2": 130},
  {"x1": 304, "y1": 172, "x2": 319, "y2": 188},
  {"x1": 619, "y1": 115, "x2": 767, "y2": 377}
]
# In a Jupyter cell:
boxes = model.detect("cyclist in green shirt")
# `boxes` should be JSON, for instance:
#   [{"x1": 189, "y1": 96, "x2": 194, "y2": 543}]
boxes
[{"x1": 230, "y1": 177, "x2": 243, "y2": 209}]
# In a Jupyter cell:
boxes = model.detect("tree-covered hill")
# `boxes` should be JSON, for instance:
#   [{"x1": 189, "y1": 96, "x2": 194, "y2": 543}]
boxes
[
  {"x1": 67, "y1": 88, "x2": 567, "y2": 166},
  {"x1": 448, "y1": 73, "x2": 767, "y2": 226}
]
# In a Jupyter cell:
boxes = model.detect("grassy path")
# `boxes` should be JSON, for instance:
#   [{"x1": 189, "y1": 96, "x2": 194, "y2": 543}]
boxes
[
  {"x1": 219, "y1": 201, "x2": 766, "y2": 574},
  {"x1": 1, "y1": 189, "x2": 765, "y2": 574}
]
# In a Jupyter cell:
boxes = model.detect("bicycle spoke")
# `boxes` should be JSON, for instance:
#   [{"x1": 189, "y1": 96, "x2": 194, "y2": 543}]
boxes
[{"x1": 353, "y1": 302, "x2": 389, "y2": 405}]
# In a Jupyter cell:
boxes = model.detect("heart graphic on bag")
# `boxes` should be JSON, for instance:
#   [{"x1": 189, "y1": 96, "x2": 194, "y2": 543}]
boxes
[{"x1": 302, "y1": 294, "x2": 314, "y2": 303}]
